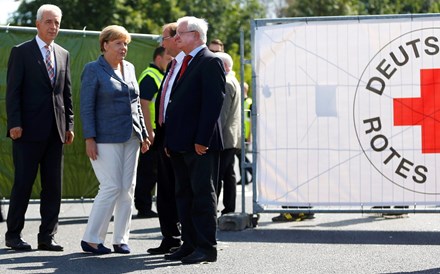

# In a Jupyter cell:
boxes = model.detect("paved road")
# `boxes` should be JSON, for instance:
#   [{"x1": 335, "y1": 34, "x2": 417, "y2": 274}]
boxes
[{"x1": 1, "y1": 185, "x2": 440, "y2": 273}]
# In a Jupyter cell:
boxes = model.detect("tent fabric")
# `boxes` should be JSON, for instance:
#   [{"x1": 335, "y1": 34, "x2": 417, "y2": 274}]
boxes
[{"x1": 0, "y1": 26, "x2": 158, "y2": 198}]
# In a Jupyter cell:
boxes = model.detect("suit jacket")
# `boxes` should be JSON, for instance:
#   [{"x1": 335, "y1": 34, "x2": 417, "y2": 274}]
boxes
[
  {"x1": 220, "y1": 73, "x2": 242, "y2": 149},
  {"x1": 164, "y1": 47, "x2": 225, "y2": 152},
  {"x1": 80, "y1": 55, "x2": 147, "y2": 143},
  {"x1": 6, "y1": 38, "x2": 74, "y2": 142}
]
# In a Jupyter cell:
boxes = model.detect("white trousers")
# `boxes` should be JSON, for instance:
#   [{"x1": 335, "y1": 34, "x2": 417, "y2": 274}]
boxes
[{"x1": 82, "y1": 135, "x2": 140, "y2": 245}]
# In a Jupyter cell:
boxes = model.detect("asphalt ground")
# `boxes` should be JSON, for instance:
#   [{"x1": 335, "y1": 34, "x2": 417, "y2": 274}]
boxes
[{"x1": 1, "y1": 184, "x2": 440, "y2": 274}]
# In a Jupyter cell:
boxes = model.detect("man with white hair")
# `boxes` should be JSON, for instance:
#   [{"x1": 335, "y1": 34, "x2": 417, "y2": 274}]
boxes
[
  {"x1": 215, "y1": 51, "x2": 241, "y2": 216},
  {"x1": 5, "y1": 4, "x2": 74, "y2": 251},
  {"x1": 163, "y1": 16, "x2": 225, "y2": 264}
]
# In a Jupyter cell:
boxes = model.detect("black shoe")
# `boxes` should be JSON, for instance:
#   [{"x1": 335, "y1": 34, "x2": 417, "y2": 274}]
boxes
[
  {"x1": 147, "y1": 240, "x2": 181, "y2": 255},
  {"x1": 164, "y1": 245, "x2": 193, "y2": 261},
  {"x1": 38, "y1": 239, "x2": 63, "y2": 251},
  {"x1": 136, "y1": 210, "x2": 158, "y2": 219},
  {"x1": 6, "y1": 238, "x2": 32, "y2": 251},
  {"x1": 169, "y1": 246, "x2": 180, "y2": 253},
  {"x1": 113, "y1": 244, "x2": 131, "y2": 254},
  {"x1": 181, "y1": 249, "x2": 217, "y2": 264},
  {"x1": 81, "y1": 240, "x2": 111, "y2": 254}
]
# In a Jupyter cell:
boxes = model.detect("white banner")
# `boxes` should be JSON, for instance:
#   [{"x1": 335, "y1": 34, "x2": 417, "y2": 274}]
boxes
[{"x1": 255, "y1": 16, "x2": 440, "y2": 207}]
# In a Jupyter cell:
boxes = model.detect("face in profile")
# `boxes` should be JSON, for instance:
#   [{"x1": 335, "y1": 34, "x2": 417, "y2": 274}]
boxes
[
  {"x1": 175, "y1": 22, "x2": 197, "y2": 53},
  {"x1": 161, "y1": 29, "x2": 177, "y2": 56}
]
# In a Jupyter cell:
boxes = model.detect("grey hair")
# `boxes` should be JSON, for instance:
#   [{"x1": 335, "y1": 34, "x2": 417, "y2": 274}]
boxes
[
  {"x1": 215, "y1": 52, "x2": 233, "y2": 71},
  {"x1": 177, "y1": 16, "x2": 208, "y2": 43},
  {"x1": 36, "y1": 4, "x2": 62, "y2": 21}
]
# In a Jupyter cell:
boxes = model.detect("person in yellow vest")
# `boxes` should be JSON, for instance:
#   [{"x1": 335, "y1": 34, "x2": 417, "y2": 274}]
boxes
[
  {"x1": 243, "y1": 82, "x2": 252, "y2": 143},
  {"x1": 134, "y1": 46, "x2": 172, "y2": 218}
]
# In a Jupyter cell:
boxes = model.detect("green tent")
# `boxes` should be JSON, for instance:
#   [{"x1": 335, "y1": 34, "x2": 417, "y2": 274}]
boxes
[{"x1": 0, "y1": 25, "x2": 159, "y2": 199}]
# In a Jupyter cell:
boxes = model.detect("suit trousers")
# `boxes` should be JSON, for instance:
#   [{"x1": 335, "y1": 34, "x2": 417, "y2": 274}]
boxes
[
  {"x1": 82, "y1": 135, "x2": 140, "y2": 245},
  {"x1": 217, "y1": 148, "x2": 237, "y2": 215},
  {"x1": 170, "y1": 150, "x2": 219, "y2": 252},
  {"x1": 6, "y1": 123, "x2": 63, "y2": 242},
  {"x1": 156, "y1": 145, "x2": 180, "y2": 241}
]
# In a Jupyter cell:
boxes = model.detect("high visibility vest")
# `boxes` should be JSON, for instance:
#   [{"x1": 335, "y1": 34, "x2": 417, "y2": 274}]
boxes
[
  {"x1": 244, "y1": 97, "x2": 252, "y2": 140},
  {"x1": 138, "y1": 66, "x2": 164, "y2": 129}
]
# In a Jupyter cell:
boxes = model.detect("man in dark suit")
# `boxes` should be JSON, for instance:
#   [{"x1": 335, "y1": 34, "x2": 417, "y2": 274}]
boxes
[
  {"x1": 163, "y1": 16, "x2": 225, "y2": 264},
  {"x1": 5, "y1": 4, "x2": 74, "y2": 251},
  {"x1": 147, "y1": 22, "x2": 183, "y2": 255}
]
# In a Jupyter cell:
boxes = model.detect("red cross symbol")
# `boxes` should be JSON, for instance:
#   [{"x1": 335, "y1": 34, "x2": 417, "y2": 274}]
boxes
[{"x1": 393, "y1": 68, "x2": 440, "y2": 154}]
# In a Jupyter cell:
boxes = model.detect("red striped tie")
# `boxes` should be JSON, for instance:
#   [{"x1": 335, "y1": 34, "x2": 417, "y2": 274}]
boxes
[
  {"x1": 44, "y1": 45, "x2": 55, "y2": 86},
  {"x1": 158, "y1": 59, "x2": 177, "y2": 125}
]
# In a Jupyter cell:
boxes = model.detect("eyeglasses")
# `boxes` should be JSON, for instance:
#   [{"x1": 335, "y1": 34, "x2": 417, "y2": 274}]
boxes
[
  {"x1": 161, "y1": 35, "x2": 173, "y2": 40},
  {"x1": 175, "y1": 30, "x2": 197, "y2": 37},
  {"x1": 160, "y1": 35, "x2": 173, "y2": 44}
]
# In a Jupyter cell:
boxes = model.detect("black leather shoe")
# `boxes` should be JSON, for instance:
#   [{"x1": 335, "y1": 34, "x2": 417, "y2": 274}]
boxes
[
  {"x1": 164, "y1": 245, "x2": 193, "y2": 261},
  {"x1": 147, "y1": 240, "x2": 181, "y2": 255},
  {"x1": 169, "y1": 246, "x2": 180, "y2": 253},
  {"x1": 38, "y1": 239, "x2": 63, "y2": 251},
  {"x1": 181, "y1": 249, "x2": 217, "y2": 264},
  {"x1": 6, "y1": 238, "x2": 32, "y2": 251}
]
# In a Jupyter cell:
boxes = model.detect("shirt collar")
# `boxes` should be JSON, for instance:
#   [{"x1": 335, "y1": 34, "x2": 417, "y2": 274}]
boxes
[
  {"x1": 188, "y1": 44, "x2": 206, "y2": 59},
  {"x1": 175, "y1": 51, "x2": 185, "y2": 64},
  {"x1": 35, "y1": 35, "x2": 54, "y2": 50}
]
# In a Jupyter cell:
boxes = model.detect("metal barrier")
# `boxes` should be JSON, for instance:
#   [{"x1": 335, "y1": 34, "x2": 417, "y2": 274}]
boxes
[{"x1": 248, "y1": 14, "x2": 440, "y2": 216}]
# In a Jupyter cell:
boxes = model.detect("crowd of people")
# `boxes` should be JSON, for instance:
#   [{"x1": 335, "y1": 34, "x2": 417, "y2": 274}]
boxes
[{"x1": 3, "y1": 3, "x2": 254, "y2": 265}]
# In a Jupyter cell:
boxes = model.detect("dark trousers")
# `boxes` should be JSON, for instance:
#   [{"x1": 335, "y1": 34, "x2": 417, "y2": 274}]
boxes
[
  {"x1": 170, "y1": 150, "x2": 219, "y2": 252},
  {"x1": 156, "y1": 146, "x2": 180, "y2": 241},
  {"x1": 217, "y1": 148, "x2": 237, "y2": 215},
  {"x1": 134, "y1": 144, "x2": 157, "y2": 213},
  {"x1": 236, "y1": 148, "x2": 252, "y2": 184},
  {"x1": 6, "y1": 125, "x2": 63, "y2": 242}
]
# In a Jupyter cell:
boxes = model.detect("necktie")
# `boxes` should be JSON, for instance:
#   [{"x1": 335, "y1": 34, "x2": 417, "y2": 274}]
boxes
[
  {"x1": 158, "y1": 59, "x2": 177, "y2": 125},
  {"x1": 45, "y1": 45, "x2": 55, "y2": 86},
  {"x1": 178, "y1": 55, "x2": 192, "y2": 80}
]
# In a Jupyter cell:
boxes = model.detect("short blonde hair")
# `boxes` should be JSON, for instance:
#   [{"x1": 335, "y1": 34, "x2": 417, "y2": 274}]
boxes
[
  {"x1": 99, "y1": 25, "x2": 131, "y2": 52},
  {"x1": 162, "y1": 22, "x2": 177, "y2": 37}
]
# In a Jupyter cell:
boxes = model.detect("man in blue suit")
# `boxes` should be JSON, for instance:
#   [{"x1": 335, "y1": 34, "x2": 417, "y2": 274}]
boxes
[
  {"x1": 163, "y1": 16, "x2": 225, "y2": 264},
  {"x1": 5, "y1": 4, "x2": 74, "y2": 251}
]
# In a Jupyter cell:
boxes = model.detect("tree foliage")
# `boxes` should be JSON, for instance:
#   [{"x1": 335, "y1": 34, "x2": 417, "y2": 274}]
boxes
[
  {"x1": 279, "y1": 0, "x2": 357, "y2": 17},
  {"x1": 9, "y1": 0, "x2": 265, "y2": 87},
  {"x1": 10, "y1": 0, "x2": 440, "y2": 89}
]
